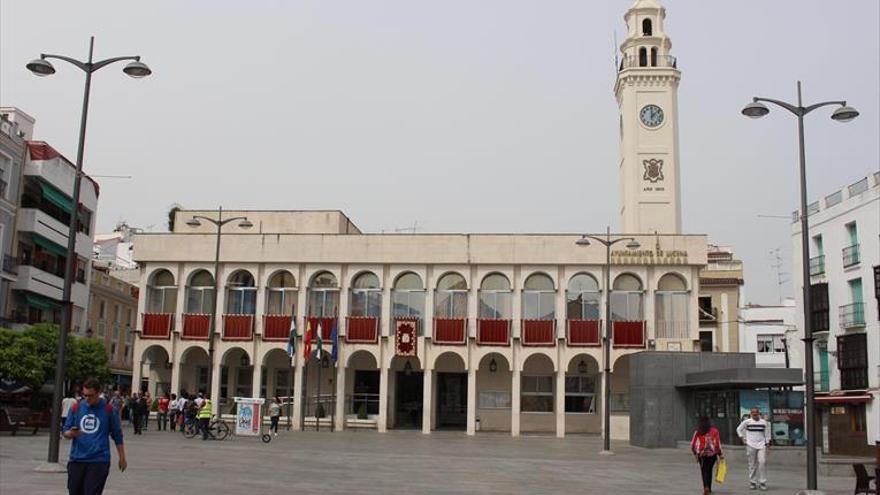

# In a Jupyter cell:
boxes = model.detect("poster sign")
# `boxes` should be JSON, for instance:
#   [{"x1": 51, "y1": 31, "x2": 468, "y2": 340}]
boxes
[
  {"x1": 738, "y1": 390, "x2": 769, "y2": 422},
  {"x1": 234, "y1": 397, "x2": 264, "y2": 436},
  {"x1": 770, "y1": 391, "x2": 805, "y2": 446},
  {"x1": 395, "y1": 319, "x2": 417, "y2": 356}
]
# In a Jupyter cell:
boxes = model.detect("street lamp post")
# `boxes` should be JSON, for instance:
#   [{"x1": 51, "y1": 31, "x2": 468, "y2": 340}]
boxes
[
  {"x1": 27, "y1": 36, "x2": 151, "y2": 467},
  {"x1": 186, "y1": 207, "x2": 253, "y2": 406},
  {"x1": 576, "y1": 226, "x2": 640, "y2": 454},
  {"x1": 742, "y1": 81, "x2": 858, "y2": 491}
]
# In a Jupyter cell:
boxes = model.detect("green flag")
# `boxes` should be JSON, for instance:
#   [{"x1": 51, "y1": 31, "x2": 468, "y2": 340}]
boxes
[{"x1": 315, "y1": 322, "x2": 324, "y2": 359}]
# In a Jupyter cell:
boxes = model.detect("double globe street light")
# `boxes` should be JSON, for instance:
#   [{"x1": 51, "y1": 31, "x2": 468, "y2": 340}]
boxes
[
  {"x1": 27, "y1": 36, "x2": 152, "y2": 470},
  {"x1": 576, "y1": 227, "x2": 640, "y2": 454},
  {"x1": 741, "y1": 81, "x2": 858, "y2": 491}
]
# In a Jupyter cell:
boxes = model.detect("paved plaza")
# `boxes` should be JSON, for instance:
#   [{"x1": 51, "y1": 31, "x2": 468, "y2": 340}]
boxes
[{"x1": 0, "y1": 426, "x2": 857, "y2": 494}]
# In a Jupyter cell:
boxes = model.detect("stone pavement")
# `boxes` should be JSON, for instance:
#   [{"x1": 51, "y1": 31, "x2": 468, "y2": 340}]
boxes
[{"x1": 0, "y1": 426, "x2": 856, "y2": 494}]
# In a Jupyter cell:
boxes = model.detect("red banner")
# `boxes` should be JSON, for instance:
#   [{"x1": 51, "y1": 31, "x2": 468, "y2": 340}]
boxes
[{"x1": 395, "y1": 318, "x2": 418, "y2": 356}]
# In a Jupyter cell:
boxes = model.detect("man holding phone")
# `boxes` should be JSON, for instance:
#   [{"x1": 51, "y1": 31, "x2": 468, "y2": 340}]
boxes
[{"x1": 62, "y1": 378, "x2": 127, "y2": 495}]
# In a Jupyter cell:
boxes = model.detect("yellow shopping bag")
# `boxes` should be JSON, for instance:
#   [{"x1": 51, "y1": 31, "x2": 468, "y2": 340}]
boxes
[{"x1": 715, "y1": 458, "x2": 727, "y2": 484}]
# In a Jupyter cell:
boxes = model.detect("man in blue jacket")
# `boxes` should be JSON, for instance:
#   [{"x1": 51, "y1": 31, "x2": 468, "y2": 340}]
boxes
[{"x1": 62, "y1": 378, "x2": 127, "y2": 495}]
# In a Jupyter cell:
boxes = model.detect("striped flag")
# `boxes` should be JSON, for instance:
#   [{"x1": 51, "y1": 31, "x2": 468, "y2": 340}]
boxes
[
  {"x1": 315, "y1": 322, "x2": 324, "y2": 360},
  {"x1": 286, "y1": 317, "x2": 296, "y2": 358}
]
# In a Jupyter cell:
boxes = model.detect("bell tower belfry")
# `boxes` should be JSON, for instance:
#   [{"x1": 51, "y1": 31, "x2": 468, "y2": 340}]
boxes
[{"x1": 615, "y1": 0, "x2": 682, "y2": 234}]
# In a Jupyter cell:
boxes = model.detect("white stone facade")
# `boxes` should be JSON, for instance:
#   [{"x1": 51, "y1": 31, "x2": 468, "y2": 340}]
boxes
[
  {"x1": 739, "y1": 299, "x2": 798, "y2": 369},
  {"x1": 132, "y1": 210, "x2": 708, "y2": 438}
]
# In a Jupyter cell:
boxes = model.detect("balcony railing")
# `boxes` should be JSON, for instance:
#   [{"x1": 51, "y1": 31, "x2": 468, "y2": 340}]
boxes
[
  {"x1": 305, "y1": 317, "x2": 336, "y2": 341},
  {"x1": 521, "y1": 319, "x2": 555, "y2": 346},
  {"x1": 262, "y1": 314, "x2": 293, "y2": 341},
  {"x1": 698, "y1": 306, "x2": 717, "y2": 323},
  {"x1": 182, "y1": 314, "x2": 210, "y2": 340},
  {"x1": 141, "y1": 313, "x2": 172, "y2": 339},
  {"x1": 346, "y1": 316, "x2": 379, "y2": 343},
  {"x1": 839, "y1": 302, "x2": 865, "y2": 328},
  {"x1": 814, "y1": 371, "x2": 830, "y2": 393},
  {"x1": 477, "y1": 319, "x2": 511, "y2": 346},
  {"x1": 840, "y1": 367, "x2": 869, "y2": 391},
  {"x1": 222, "y1": 314, "x2": 254, "y2": 340},
  {"x1": 567, "y1": 320, "x2": 601, "y2": 346},
  {"x1": 1, "y1": 254, "x2": 17, "y2": 275},
  {"x1": 619, "y1": 54, "x2": 677, "y2": 70},
  {"x1": 613, "y1": 321, "x2": 646, "y2": 348},
  {"x1": 433, "y1": 318, "x2": 466, "y2": 345},
  {"x1": 842, "y1": 244, "x2": 860, "y2": 267},
  {"x1": 809, "y1": 255, "x2": 825, "y2": 276}
]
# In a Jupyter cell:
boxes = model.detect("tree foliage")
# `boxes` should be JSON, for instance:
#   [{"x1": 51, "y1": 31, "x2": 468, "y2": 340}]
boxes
[{"x1": 0, "y1": 324, "x2": 111, "y2": 389}]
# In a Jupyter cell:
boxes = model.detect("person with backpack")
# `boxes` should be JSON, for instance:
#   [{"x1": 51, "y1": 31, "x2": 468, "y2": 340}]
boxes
[
  {"x1": 62, "y1": 378, "x2": 127, "y2": 495},
  {"x1": 691, "y1": 416, "x2": 724, "y2": 495}
]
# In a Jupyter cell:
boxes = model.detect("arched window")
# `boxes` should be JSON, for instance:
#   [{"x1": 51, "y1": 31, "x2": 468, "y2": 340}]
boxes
[
  {"x1": 226, "y1": 270, "x2": 256, "y2": 315},
  {"x1": 435, "y1": 272, "x2": 467, "y2": 319},
  {"x1": 308, "y1": 271, "x2": 339, "y2": 317},
  {"x1": 650, "y1": 47, "x2": 658, "y2": 67},
  {"x1": 266, "y1": 270, "x2": 297, "y2": 315},
  {"x1": 639, "y1": 47, "x2": 648, "y2": 67},
  {"x1": 479, "y1": 273, "x2": 511, "y2": 319},
  {"x1": 611, "y1": 274, "x2": 643, "y2": 321},
  {"x1": 147, "y1": 269, "x2": 177, "y2": 313},
  {"x1": 567, "y1": 273, "x2": 600, "y2": 320},
  {"x1": 392, "y1": 272, "x2": 425, "y2": 318},
  {"x1": 642, "y1": 18, "x2": 653, "y2": 36},
  {"x1": 350, "y1": 272, "x2": 381, "y2": 317},
  {"x1": 656, "y1": 274, "x2": 689, "y2": 338},
  {"x1": 523, "y1": 273, "x2": 555, "y2": 320},
  {"x1": 185, "y1": 270, "x2": 215, "y2": 314}
]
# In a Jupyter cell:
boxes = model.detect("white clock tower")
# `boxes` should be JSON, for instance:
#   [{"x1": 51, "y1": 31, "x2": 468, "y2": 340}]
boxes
[{"x1": 615, "y1": 0, "x2": 682, "y2": 234}]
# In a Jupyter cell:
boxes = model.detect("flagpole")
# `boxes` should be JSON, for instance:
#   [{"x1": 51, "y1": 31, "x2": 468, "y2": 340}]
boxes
[
  {"x1": 287, "y1": 355, "x2": 293, "y2": 430},
  {"x1": 316, "y1": 354, "x2": 322, "y2": 432},
  {"x1": 300, "y1": 357, "x2": 307, "y2": 432}
]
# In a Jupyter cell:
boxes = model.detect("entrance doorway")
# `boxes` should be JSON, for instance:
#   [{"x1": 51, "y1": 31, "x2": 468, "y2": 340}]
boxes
[
  {"x1": 352, "y1": 370, "x2": 380, "y2": 416},
  {"x1": 395, "y1": 371, "x2": 423, "y2": 428},
  {"x1": 436, "y1": 372, "x2": 467, "y2": 429}
]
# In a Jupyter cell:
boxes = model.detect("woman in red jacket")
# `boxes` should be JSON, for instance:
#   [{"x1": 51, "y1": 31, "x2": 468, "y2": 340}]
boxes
[{"x1": 691, "y1": 416, "x2": 724, "y2": 494}]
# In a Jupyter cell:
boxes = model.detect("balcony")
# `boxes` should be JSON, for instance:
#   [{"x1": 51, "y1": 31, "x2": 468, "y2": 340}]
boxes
[
  {"x1": 1, "y1": 254, "x2": 17, "y2": 277},
  {"x1": 613, "y1": 321, "x2": 646, "y2": 348},
  {"x1": 222, "y1": 314, "x2": 254, "y2": 340},
  {"x1": 16, "y1": 208, "x2": 92, "y2": 258},
  {"x1": 619, "y1": 54, "x2": 677, "y2": 70},
  {"x1": 305, "y1": 317, "x2": 336, "y2": 340},
  {"x1": 477, "y1": 319, "x2": 510, "y2": 346},
  {"x1": 346, "y1": 316, "x2": 379, "y2": 343},
  {"x1": 521, "y1": 319, "x2": 555, "y2": 346},
  {"x1": 814, "y1": 371, "x2": 830, "y2": 393},
  {"x1": 840, "y1": 368, "x2": 869, "y2": 391},
  {"x1": 842, "y1": 244, "x2": 860, "y2": 268},
  {"x1": 839, "y1": 302, "x2": 865, "y2": 328},
  {"x1": 433, "y1": 318, "x2": 466, "y2": 345},
  {"x1": 567, "y1": 319, "x2": 601, "y2": 346},
  {"x1": 141, "y1": 313, "x2": 172, "y2": 339},
  {"x1": 809, "y1": 255, "x2": 825, "y2": 276},
  {"x1": 698, "y1": 306, "x2": 717, "y2": 323},
  {"x1": 262, "y1": 315, "x2": 293, "y2": 341},
  {"x1": 182, "y1": 314, "x2": 210, "y2": 340}
]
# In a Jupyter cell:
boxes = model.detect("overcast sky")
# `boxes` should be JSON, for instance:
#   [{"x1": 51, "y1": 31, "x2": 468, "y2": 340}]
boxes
[{"x1": 2, "y1": 0, "x2": 877, "y2": 305}]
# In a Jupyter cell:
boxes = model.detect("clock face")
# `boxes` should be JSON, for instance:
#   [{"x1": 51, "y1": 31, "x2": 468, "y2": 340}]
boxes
[{"x1": 639, "y1": 104, "x2": 664, "y2": 128}]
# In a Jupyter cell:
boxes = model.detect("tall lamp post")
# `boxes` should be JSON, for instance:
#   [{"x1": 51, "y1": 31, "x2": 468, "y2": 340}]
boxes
[
  {"x1": 742, "y1": 81, "x2": 858, "y2": 490},
  {"x1": 27, "y1": 36, "x2": 152, "y2": 468},
  {"x1": 186, "y1": 207, "x2": 253, "y2": 405},
  {"x1": 576, "y1": 227, "x2": 640, "y2": 454}
]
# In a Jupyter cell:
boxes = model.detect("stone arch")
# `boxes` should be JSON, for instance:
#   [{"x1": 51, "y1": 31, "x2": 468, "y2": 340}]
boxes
[
  {"x1": 347, "y1": 349, "x2": 379, "y2": 369},
  {"x1": 393, "y1": 271, "x2": 423, "y2": 289},
  {"x1": 266, "y1": 269, "x2": 297, "y2": 288},
  {"x1": 480, "y1": 272, "x2": 511, "y2": 290},
  {"x1": 226, "y1": 268, "x2": 256, "y2": 287},
  {"x1": 613, "y1": 273, "x2": 643, "y2": 291},
  {"x1": 521, "y1": 352, "x2": 555, "y2": 373},
  {"x1": 180, "y1": 345, "x2": 209, "y2": 364},
  {"x1": 567, "y1": 353, "x2": 600, "y2": 374},
  {"x1": 432, "y1": 351, "x2": 467, "y2": 372},
  {"x1": 141, "y1": 344, "x2": 170, "y2": 364},
  {"x1": 261, "y1": 347, "x2": 291, "y2": 367},
  {"x1": 523, "y1": 271, "x2": 556, "y2": 290},
  {"x1": 477, "y1": 352, "x2": 510, "y2": 372},
  {"x1": 657, "y1": 272, "x2": 688, "y2": 291},
  {"x1": 436, "y1": 271, "x2": 467, "y2": 290},
  {"x1": 351, "y1": 270, "x2": 381, "y2": 289},
  {"x1": 148, "y1": 268, "x2": 175, "y2": 286},
  {"x1": 220, "y1": 346, "x2": 252, "y2": 365},
  {"x1": 642, "y1": 18, "x2": 653, "y2": 36},
  {"x1": 187, "y1": 268, "x2": 214, "y2": 286}
]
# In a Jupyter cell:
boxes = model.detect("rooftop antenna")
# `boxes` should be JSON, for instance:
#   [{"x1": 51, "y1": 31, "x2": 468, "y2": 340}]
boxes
[{"x1": 769, "y1": 247, "x2": 789, "y2": 304}]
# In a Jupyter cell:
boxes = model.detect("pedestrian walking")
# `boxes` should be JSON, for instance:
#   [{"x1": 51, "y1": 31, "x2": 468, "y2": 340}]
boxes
[
  {"x1": 110, "y1": 391, "x2": 123, "y2": 418},
  {"x1": 61, "y1": 392, "x2": 77, "y2": 430},
  {"x1": 157, "y1": 394, "x2": 170, "y2": 431},
  {"x1": 168, "y1": 394, "x2": 179, "y2": 432},
  {"x1": 736, "y1": 407, "x2": 772, "y2": 491},
  {"x1": 691, "y1": 416, "x2": 724, "y2": 495},
  {"x1": 142, "y1": 392, "x2": 151, "y2": 431},
  {"x1": 198, "y1": 395, "x2": 213, "y2": 440},
  {"x1": 269, "y1": 397, "x2": 282, "y2": 436},
  {"x1": 62, "y1": 378, "x2": 127, "y2": 495},
  {"x1": 130, "y1": 394, "x2": 142, "y2": 435}
]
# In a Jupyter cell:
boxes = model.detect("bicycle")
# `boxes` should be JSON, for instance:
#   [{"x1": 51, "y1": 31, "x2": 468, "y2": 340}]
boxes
[{"x1": 186, "y1": 415, "x2": 229, "y2": 440}]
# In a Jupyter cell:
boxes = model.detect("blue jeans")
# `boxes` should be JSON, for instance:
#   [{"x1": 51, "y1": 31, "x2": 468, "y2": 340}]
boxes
[{"x1": 67, "y1": 462, "x2": 110, "y2": 495}]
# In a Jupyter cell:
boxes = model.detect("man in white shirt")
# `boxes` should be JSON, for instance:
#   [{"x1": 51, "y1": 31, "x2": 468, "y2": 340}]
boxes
[
  {"x1": 60, "y1": 393, "x2": 77, "y2": 429},
  {"x1": 736, "y1": 407, "x2": 772, "y2": 491}
]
